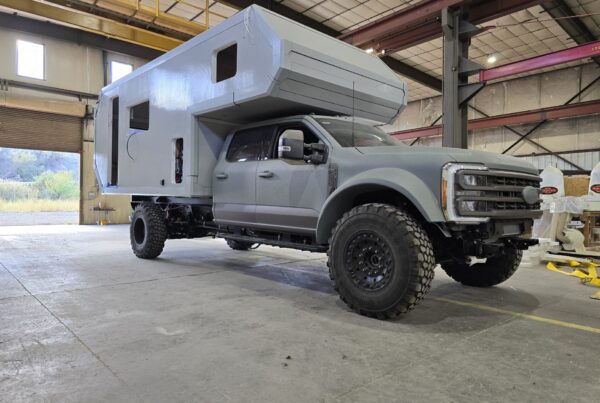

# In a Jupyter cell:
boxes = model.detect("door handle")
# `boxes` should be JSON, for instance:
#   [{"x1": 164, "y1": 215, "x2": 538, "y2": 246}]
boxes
[
  {"x1": 215, "y1": 172, "x2": 228, "y2": 179},
  {"x1": 258, "y1": 171, "x2": 274, "y2": 178}
]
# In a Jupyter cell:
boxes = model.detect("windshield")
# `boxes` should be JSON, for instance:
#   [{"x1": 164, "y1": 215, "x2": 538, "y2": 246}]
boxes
[{"x1": 315, "y1": 118, "x2": 402, "y2": 148}]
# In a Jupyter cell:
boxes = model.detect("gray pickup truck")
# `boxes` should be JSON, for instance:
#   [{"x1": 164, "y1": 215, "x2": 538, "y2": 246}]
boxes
[
  {"x1": 94, "y1": 5, "x2": 541, "y2": 318},
  {"x1": 129, "y1": 114, "x2": 541, "y2": 318}
]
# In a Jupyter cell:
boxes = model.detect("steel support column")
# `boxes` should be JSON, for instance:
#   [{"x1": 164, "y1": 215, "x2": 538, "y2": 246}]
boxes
[{"x1": 441, "y1": 7, "x2": 484, "y2": 148}]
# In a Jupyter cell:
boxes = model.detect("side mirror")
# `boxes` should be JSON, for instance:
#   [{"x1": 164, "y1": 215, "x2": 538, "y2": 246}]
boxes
[
  {"x1": 279, "y1": 137, "x2": 305, "y2": 160},
  {"x1": 305, "y1": 143, "x2": 327, "y2": 165}
]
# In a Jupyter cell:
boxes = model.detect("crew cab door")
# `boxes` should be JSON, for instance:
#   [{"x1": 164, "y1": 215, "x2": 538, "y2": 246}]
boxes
[
  {"x1": 255, "y1": 122, "x2": 330, "y2": 233},
  {"x1": 212, "y1": 126, "x2": 272, "y2": 226}
]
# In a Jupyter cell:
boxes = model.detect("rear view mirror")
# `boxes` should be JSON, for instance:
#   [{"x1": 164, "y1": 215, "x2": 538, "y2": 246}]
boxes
[
  {"x1": 278, "y1": 129, "x2": 304, "y2": 160},
  {"x1": 279, "y1": 138, "x2": 304, "y2": 160}
]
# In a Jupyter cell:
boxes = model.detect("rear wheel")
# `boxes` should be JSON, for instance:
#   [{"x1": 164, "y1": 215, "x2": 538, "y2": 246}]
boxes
[
  {"x1": 225, "y1": 239, "x2": 257, "y2": 251},
  {"x1": 130, "y1": 203, "x2": 167, "y2": 259},
  {"x1": 328, "y1": 203, "x2": 435, "y2": 319},
  {"x1": 441, "y1": 246, "x2": 522, "y2": 287}
]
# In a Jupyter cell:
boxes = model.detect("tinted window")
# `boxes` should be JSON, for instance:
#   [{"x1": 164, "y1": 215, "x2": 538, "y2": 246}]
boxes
[
  {"x1": 216, "y1": 43, "x2": 237, "y2": 82},
  {"x1": 227, "y1": 128, "x2": 264, "y2": 162},
  {"x1": 259, "y1": 126, "x2": 276, "y2": 160},
  {"x1": 130, "y1": 101, "x2": 149, "y2": 130},
  {"x1": 315, "y1": 118, "x2": 401, "y2": 147}
]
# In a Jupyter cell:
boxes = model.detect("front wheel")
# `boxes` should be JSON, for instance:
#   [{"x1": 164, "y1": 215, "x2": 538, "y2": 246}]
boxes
[
  {"x1": 130, "y1": 203, "x2": 167, "y2": 259},
  {"x1": 441, "y1": 247, "x2": 522, "y2": 287},
  {"x1": 328, "y1": 203, "x2": 435, "y2": 319}
]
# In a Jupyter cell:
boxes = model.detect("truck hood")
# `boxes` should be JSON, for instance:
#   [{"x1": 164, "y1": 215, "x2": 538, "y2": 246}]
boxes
[{"x1": 356, "y1": 146, "x2": 538, "y2": 175}]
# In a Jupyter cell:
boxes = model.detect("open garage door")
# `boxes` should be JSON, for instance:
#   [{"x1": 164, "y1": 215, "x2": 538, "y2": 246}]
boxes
[{"x1": 0, "y1": 106, "x2": 82, "y2": 153}]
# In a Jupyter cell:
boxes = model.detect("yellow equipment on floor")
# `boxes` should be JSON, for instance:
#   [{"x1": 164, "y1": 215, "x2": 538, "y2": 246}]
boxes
[{"x1": 546, "y1": 258, "x2": 600, "y2": 300}]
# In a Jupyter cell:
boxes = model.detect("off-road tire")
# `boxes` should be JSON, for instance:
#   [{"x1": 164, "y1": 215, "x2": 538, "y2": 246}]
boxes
[
  {"x1": 130, "y1": 203, "x2": 167, "y2": 259},
  {"x1": 441, "y1": 247, "x2": 522, "y2": 287},
  {"x1": 225, "y1": 239, "x2": 256, "y2": 251},
  {"x1": 327, "y1": 203, "x2": 435, "y2": 319}
]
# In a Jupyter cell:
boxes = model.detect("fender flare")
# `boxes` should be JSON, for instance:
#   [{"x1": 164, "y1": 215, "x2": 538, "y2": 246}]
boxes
[{"x1": 315, "y1": 168, "x2": 445, "y2": 244}]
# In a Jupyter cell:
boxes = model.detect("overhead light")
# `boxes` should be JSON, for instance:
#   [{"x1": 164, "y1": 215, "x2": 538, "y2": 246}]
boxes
[
  {"x1": 380, "y1": 49, "x2": 386, "y2": 55},
  {"x1": 487, "y1": 54, "x2": 497, "y2": 64},
  {"x1": 365, "y1": 47, "x2": 374, "y2": 54}
]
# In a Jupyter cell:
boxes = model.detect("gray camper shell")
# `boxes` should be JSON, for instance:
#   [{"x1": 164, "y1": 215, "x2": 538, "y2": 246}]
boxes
[{"x1": 94, "y1": 5, "x2": 407, "y2": 198}]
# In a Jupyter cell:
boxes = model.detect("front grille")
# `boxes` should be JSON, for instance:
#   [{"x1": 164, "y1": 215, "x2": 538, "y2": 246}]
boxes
[{"x1": 455, "y1": 169, "x2": 542, "y2": 219}]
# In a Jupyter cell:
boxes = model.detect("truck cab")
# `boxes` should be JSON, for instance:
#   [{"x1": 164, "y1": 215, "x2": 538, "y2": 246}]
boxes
[{"x1": 212, "y1": 114, "x2": 540, "y2": 245}]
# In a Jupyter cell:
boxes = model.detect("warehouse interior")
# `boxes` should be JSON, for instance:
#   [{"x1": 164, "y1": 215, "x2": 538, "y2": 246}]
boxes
[{"x1": 1, "y1": 0, "x2": 599, "y2": 401}]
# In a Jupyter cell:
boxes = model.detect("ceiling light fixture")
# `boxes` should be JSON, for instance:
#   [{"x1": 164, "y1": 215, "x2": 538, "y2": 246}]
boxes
[
  {"x1": 487, "y1": 54, "x2": 497, "y2": 64},
  {"x1": 365, "y1": 47, "x2": 374, "y2": 54}
]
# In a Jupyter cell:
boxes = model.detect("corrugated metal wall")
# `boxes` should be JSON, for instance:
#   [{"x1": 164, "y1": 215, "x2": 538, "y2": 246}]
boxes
[
  {"x1": 0, "y1": 106, "x2": 82, "y2": 152},
  {"x1": 519, "y1": 151, "x2": 600, "y2": 171}
]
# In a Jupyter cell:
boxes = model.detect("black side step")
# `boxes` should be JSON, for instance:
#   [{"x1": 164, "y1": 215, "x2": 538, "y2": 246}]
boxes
[{"x1": 217, "y1": 233, "x2": 328, "y2": 253}]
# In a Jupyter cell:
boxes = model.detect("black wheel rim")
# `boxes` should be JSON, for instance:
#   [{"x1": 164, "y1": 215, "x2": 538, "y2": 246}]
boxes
[
  {"x1": 133, "y1": 217, "x2": 146, "y2": 245},
  {"x1": 344, "y1": 231, "x2": 394, "y2": 291}
]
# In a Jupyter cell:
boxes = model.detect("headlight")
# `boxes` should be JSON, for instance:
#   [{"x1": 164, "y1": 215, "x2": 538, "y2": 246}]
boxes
[
  {"x1": 441, "y1": 163, "x2": 488, "y2": 223},
  {"x1": 462, "y1": 174, "x2": 486, "y2": 187}
]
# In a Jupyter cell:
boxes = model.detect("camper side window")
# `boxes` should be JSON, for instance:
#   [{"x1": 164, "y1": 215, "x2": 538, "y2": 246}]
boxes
[
  {"x1": 216, "y1": 43, "x2": 237, "y2": 82},
  {"x1": 130, "y1": 101, "x2": 149, "y2": 130}
]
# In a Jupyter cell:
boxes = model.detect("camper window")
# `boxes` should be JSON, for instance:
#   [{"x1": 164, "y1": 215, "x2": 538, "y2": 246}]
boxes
[
  {"x1": 110, "y1": 97, "x2": 119, "y2": 186},
  {"x1": 130, "y1": 101, "x2": 149, "y2": 130},
  {"x1": 216, "y1": 43, "x2": 237, "y2": 82}
]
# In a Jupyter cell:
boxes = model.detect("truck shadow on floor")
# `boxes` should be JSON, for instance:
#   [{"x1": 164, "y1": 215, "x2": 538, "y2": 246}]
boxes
[
  {"x1": 159, "y1": 251, "x2": 334, "y2": 295},
  {"x1": 158, "y1": 251, "x2": 542, "y2": 329}
]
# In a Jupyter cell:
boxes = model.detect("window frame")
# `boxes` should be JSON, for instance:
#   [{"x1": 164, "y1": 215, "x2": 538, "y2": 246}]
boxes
[
  {"x1": 226, "y1": 126, "x2": 274, "y2": 163},
  {"x1": 129, "y1": 100, "x2": 150, "y2": 131},
  {"x1": 215, "y1": 42, "x2": 238, "y2": 83},
  {"x1": 16, "y1": 39, "x2": 45, "y2": 80}
]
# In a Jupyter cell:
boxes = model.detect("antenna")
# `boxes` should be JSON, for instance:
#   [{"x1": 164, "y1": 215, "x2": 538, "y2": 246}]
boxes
[{"x1": 352, "y1": 81, "x2": 355, "y2": 148}]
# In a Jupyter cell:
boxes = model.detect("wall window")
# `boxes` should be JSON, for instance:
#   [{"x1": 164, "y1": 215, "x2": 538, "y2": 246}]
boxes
[
  {"x1": 130, "y1": 101, "x2": 150, "y2": 130},
  {"x1": 111, "y1": 61, "x2": 133, "y2": 83},
  {"x1": 17, "y1": 40, "x2": 44, "y2": 80},
  {"x1": 216, "y1": 43, "x2": 237, "y2": 82}
]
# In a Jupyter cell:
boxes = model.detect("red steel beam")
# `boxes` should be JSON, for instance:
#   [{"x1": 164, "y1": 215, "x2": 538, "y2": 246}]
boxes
[
  {"x1": 391, "y1": 99, "x2": 600, "y2": 140},
  {"x1": 338, "y1": 0, "x2": 461, "y2": 47},
  {"x1": 340, "y1": 0, "x2": 541, "y2": 53},
  {"x1": 480, "y1": 39, "x2": 600, "y2": 81}
]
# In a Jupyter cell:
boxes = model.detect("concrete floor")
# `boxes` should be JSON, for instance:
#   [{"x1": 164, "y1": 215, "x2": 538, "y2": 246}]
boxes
[{"x1": 1, "y1": 225, "x2": 599, "y2": 403}]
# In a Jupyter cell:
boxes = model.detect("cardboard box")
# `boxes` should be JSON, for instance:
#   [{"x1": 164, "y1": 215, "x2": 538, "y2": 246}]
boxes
[{"x1": 564, "y1": 175, "x2": 590, "y2": 197}]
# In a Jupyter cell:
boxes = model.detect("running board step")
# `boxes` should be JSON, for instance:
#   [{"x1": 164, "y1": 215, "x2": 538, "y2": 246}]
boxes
[{"x1": 216, "y1": 233, "x2": 328, "y2": 253}]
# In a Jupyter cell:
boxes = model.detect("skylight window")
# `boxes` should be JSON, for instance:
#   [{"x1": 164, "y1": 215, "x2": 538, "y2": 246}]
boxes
[
  {"x1": 17, "y1": 40, "x2": 45, "y2": 80},
  {"x1": 111, "y1": 61, "x2": 133, "y2": 83}
]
